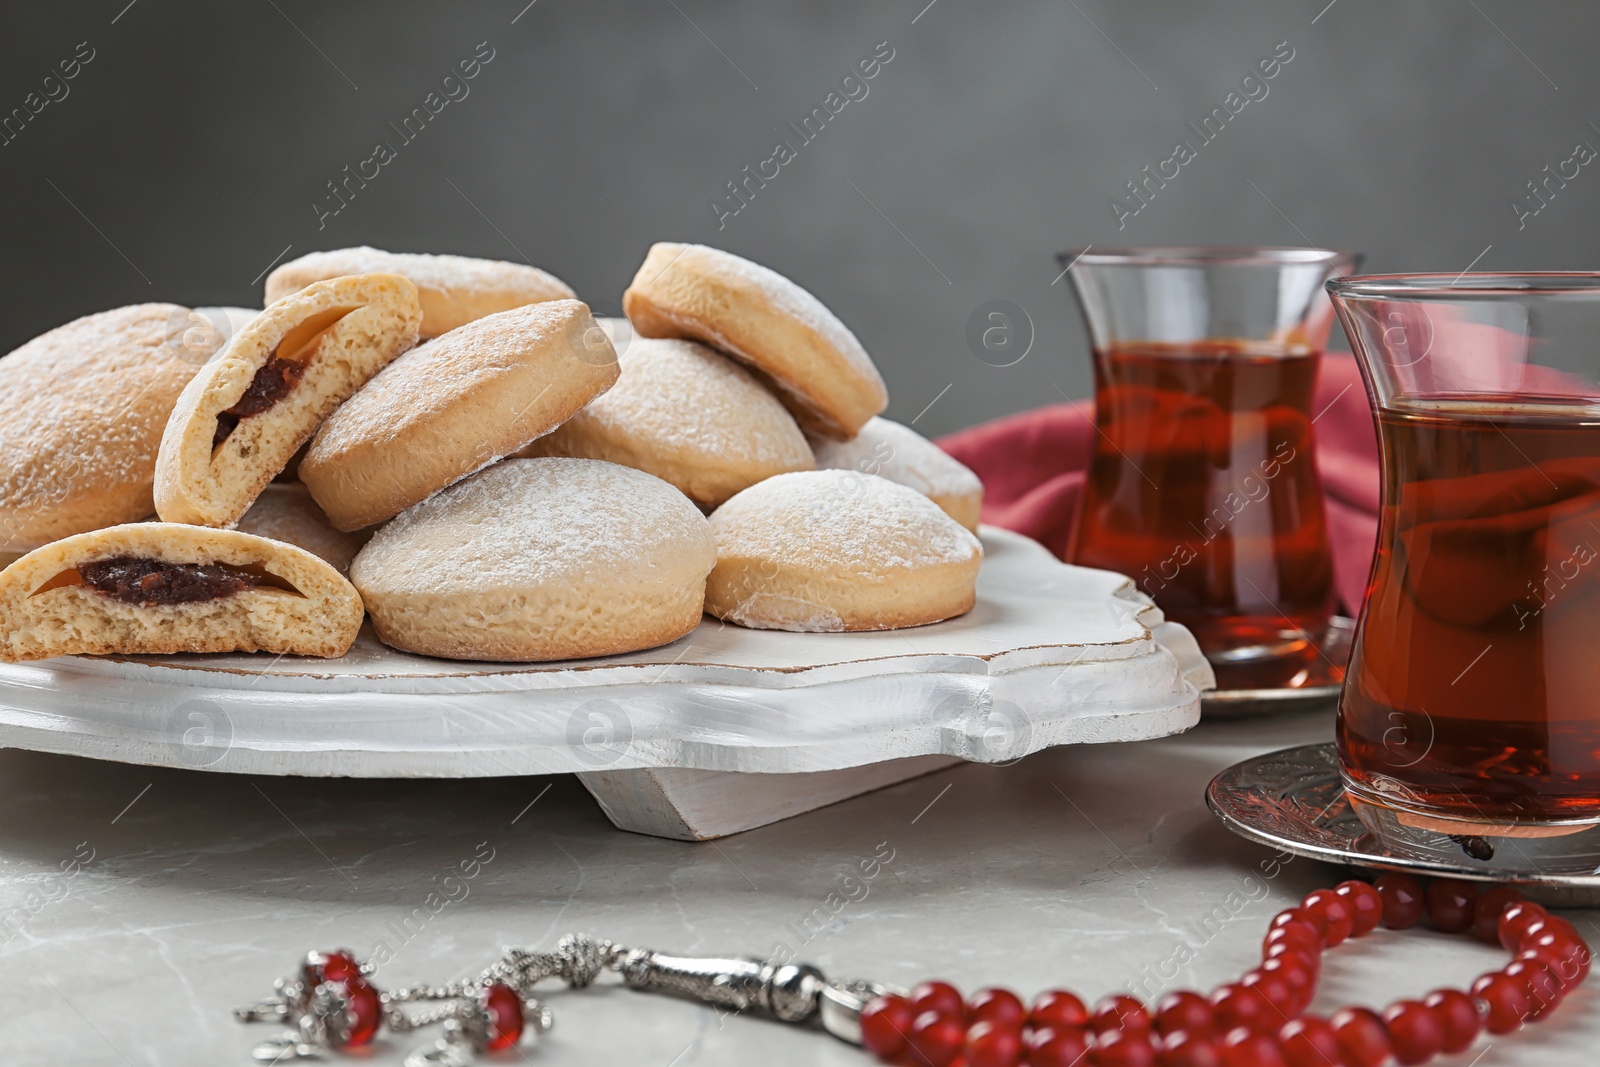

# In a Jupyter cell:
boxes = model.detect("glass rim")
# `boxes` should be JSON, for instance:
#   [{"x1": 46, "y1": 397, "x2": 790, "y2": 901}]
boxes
[
  {"x1": 1328, "y1": 272, "x2": 1600, "y2": 299},
  {"x1": 1058, "y1": 245, "x2": 1359, "y2": 269}
]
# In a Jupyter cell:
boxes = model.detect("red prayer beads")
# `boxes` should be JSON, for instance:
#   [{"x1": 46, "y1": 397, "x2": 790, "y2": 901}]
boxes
[
  {"x1": 1092, "y1": 994, "x2": 1153, "y2": 1036},
  {"x1": 1373, "y1": 872, "x2": 1424, "y2": 929},
  {"x1": 971, "y1": 987, "x2": 1029, "y2": 1029},
  {"x1": 299, "y1": 949, "x2": 383, "y2": 1049},
  {"x1": 1332, "y1": 881, "x2": 1383, "y2": 937},
  {"x1": 1422, "y1": 879, "x2": 1478, "y2": 934},
  {"x1": 1155, "y1": 990, "x2": 1214, "y2": 1038},
  {"x1": 481, "y1": 983, "x2": 526, "y2": 1052},
  {"x1": 861, "y1": 875, "x2": 1590, "y2": 1067},
  {"x1": 910, "y1": 980, "x2": 967, "y2": 1020},
  {"x1": 1421, "y1": 989, "x2": 1479, "y2": 1053},
  {"x1": 1030, "y1": 990, "x2": 1089, "y2": 1031},
  {"x1": 338, "y1": 979, "x2": 382, "y2": 1048}
]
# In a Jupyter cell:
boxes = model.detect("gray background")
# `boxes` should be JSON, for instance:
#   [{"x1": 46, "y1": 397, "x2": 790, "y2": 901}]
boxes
[{"x1": 2, "y1": 0, "x2": 1596, "y2": 435}]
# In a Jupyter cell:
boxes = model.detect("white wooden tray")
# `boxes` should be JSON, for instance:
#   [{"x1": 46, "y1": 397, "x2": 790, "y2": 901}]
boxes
[{"x1": 0, "y1": 529, "x2": 1210, "y2": 838}]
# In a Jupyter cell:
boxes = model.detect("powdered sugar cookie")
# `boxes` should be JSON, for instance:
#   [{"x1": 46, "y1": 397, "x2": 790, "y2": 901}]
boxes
[
  {"x1": 705, "y1": 470, "x2": 982, "y2": 632},
  {"x1": 520, "y1": 336, "x2": 813, "y2": 509},
  {"x1": 0, "y1": 304, "x2": 221, "y2": 552},
  {"x1": 809, "y1": 417, "x2": 983, "y2": 531},
  {"x1": 266, "y1": 247, "x2": 576, "y2": 338},
  {"x1": 622, "y1": 243, "x2": 888, "y2": 439},
  {"x1": 301, "y1": 300, "x2": 619, "y2": 531},
  {"x1": 154, "y1": 273, "x2": 423, "y2": 528},
  {"x1": 350, "y1": 458, "x2": 715, "y2": 661}
]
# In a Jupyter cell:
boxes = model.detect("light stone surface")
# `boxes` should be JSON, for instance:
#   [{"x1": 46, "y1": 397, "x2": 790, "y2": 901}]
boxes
[{"x1": 1, "y1": 705, "x2": 1594, "y2": 1065}]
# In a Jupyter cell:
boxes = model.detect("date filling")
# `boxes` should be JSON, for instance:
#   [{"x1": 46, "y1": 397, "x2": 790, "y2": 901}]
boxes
[
  {"x1": 212, "y1": 306, "x2": 354, "y2": 449},
  {"x1": 77, "y1": 557, "x2": 262, "y2": 606},
  {"x1": 213, "y1": 355, "x2": 306, "y2": 447}
]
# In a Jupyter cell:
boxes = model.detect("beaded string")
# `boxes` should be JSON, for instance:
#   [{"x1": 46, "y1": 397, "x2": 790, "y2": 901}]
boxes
[{"x1": 859, "y1": 874, "x2": 1592, "y2": 1067}]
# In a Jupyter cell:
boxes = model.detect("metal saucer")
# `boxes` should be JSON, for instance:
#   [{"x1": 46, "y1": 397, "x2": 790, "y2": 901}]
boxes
[
  {"x1": 1206, "y1": 742, "x2": 1600, "y2": 906},
  {"x1": 1200, "y1": 617, "x2": 1352, "y2": 719}
]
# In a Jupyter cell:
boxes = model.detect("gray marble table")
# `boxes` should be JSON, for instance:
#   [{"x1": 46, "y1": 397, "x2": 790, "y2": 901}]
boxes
[{"x1": 1, "y1": 703, "x2": 1592, "y2": 1065}]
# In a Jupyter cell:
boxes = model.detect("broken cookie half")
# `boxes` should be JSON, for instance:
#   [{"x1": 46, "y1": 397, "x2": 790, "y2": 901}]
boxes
[
  {"x1": 154, "y1": 272, "x2": 423, "y2": 528},
  {"x1": 0, "y1": 523, "x2": 364, "y2": 661}
]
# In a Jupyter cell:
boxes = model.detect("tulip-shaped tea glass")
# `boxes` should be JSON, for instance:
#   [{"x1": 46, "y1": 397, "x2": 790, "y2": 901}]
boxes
[
  {"x1": 1065, "y1": 247, "x2": 1358, "y2": 690},
  {"x1": 1329, "y1": 273, "x2": 1600, "y2": 871}
]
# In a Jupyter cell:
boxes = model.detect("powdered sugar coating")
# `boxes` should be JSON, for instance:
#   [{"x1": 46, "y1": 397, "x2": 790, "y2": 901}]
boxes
[
  {"x1": 353, "y1": 458, "x2": 714, "y2": 594},
  {"x1": 268, "y1": 246, "x2": 573, "y2": 303},
  {"x1": 809, "y1": 417, "x2": 981, "y2": 501},
  {"x1": 310, "y1": 301, "x2": 597, "y2": 457},
  {"x1": 665, "y1": 243, "x2": 876, "y2": 383},
  {"x1": 267, "y1": 247, "x2": 575, "y2": 339},
  {"x1": 0, "y1": 304, "x2": 208, "y2": 550},
  {"x1": 711, "y1": 470, "x2": 980, "y2": 572},
  {"x1": 581, "y1": 338, "x2": 810, "y2": 465}
]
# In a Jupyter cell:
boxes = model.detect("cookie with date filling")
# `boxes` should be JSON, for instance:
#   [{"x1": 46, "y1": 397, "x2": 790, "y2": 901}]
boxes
[
  {"x1": 266, "y1": 247, "x2": 575, "y2": 339},
  {"x1": 0, "y1": 522, "x2": 364, "y2": 661},
  {"x1": 0, "y1": 303, "x2": 222, "y2": 553},
  {"x1": 154, "y1": 273, "x2": 422, "y2": 528}
]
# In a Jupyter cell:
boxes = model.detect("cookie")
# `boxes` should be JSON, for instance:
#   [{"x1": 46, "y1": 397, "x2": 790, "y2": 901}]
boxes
[
  {"x1": 154, "y1": 273, "x2": 423, "y2": 529},
  {"x1": 809, "y1": 417, "x2": 983, "y2": 531},
  {"x1": 350, "y1": 458, "x2": 716, "y2": 662},
  {"x1": 622, "y1": 242, "x2": 888, "y2": 439},
  {"x1": 705, "y1": 470, "x2": 982, "y2": 632},
  {"x1": 266, "y1": 247, "x2": 576, "y2": 338},
  {"x1": 235, "y1": 484, "x2": 370, "y2": 574},
  {"x1": 300, "y1": 300, "x2": 619, "y2": 531},
  {"x1": 190, "y1": 306, "x2": 261, "y2": 348},
  {"x1": 0, "y1": 304, "x2": 221, "y2": 553},
  {"x1": 0, "y1": 522, "x2": 364, "y2": 661},
  {"x1": 519, "y1": 335, "x2": 814, "y2": 510}
]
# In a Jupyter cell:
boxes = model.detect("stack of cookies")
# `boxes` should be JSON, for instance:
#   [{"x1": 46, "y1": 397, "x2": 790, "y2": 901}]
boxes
[{"x1": 0, "y1": 243, "x2": 984, "y2": 663}]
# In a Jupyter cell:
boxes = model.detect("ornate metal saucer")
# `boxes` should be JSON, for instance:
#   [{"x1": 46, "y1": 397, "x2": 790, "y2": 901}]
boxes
[
  {"x1": 1201, "y1": 618, "x2": 1352, "y2": 719},
  {"x1": 1206, "y1": 742, "x2": 1600, "y2": 906}
]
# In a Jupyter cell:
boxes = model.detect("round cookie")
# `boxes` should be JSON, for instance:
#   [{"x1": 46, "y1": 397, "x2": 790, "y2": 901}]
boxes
[
  {"x1": 300, "y1": 300, "x2": 620, "y2": 531},
  {"x1": 706, "y1": 470, "x2": 982, "y2": 633},
  {"x1": 350, "y1": 458, "x2": 716, "y2": 662},
  {"x1": 236, "y1": 484, "x2": 371, "y2": 574},
  {"x1": 622, "y1": 242, "x2": 888, "y2": 439},
  {"x1": 0, "y1": 304, "x2": 221, "y2": 553},
  {"x1": 520, "y1": 336, "x2": 814, "y2": 510},
  {"x1": 0, "y1": 522, "x2": 363, "y2": 661},
  {"x1": 808, "y1": 417, "x2": 983, "y2": 531},
  {"x1": 266, "y1": 247, "x2": 576, "y2": 338},
  {"x1": 154, "y1": 273, "x2": 424, "y2": 529}
]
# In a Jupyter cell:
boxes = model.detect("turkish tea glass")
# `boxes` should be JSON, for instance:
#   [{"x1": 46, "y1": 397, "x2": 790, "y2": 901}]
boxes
[
  {"x1": 1064, "y1": 247, "x2": 1358, "y2": 690},
  {"x1": 1329, "y1": 273, "x2": 1600, "y2": 872}
]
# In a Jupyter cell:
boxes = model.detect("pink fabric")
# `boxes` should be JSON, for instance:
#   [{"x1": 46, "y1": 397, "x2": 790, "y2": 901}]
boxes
[{"x1": 937, "y1": 355, "x2": 1381, "y2": 616}]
